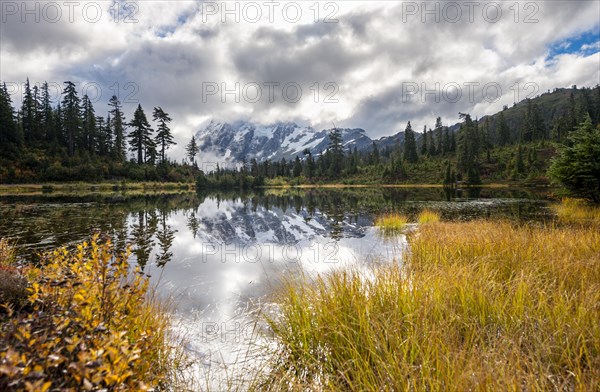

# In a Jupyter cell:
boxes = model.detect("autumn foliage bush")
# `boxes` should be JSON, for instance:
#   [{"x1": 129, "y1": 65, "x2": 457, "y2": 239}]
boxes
[{"x1": 0, "y1": 236, "x2": 184, "y2": 391}]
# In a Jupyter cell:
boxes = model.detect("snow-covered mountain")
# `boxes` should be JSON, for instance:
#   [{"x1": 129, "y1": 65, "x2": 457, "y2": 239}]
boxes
[{"x1": 195, "y1": 120, "x2": 377, "y2": 164}]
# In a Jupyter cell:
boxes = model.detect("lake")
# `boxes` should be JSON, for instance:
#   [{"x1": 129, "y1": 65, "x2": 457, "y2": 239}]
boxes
[{"x1": 0, "y1": 186, "x2": 554, "y2": 387}]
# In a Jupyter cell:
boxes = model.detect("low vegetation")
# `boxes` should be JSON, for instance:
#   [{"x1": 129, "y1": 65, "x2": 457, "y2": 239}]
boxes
[
  {"x1": 374, "y1": 212, "x2": 408, "y2": 234},
  {"x1": 0, "y1": 236, "x2": 188, "y2": 391},
  {"x1": 0, "y1": 239, "x2": 28, "y2": 311},
  {"x1": 553, "y1": 198, "x2": 600, "y2": 225},
  {"x1": 0, "y1": 181, "x2": 195, "y2": 197},
  {"x1": 263, "y1": 214, "x2": 600, "y2": 390},
  {"x1": 417, "y1": 209, "x2": 441, "y2": 224}
]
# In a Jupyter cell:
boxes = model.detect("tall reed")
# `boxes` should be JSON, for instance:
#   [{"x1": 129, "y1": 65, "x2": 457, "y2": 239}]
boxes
[{"x1": 262, "y1": 219, "x2": 600, "y2": 391}]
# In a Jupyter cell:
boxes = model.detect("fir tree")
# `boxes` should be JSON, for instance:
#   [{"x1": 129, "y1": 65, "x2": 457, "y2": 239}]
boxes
[
  {"x1": 108, "y1": 95, "x2": 126, "y2": 161},
  {"x1": 40, "y1": 82, "x2": 54, "y2": 144},
  {"x1": 548, "y1": 114, "x2": 600, "y2": 203},
  {"x1": 0, "y1": 82, "x2": 20, "y2": 157},
  {"x1": 152, "y1": 107, "x2": 175, "y2": 164},
  {"x1": 456, "y1": 113, "x2": 481, "y2": 184},
  {"x1": 370, "y1": 142, "x2": 380, "y2": 165},
  {"x1": 61, "y1": 81, "x2": 81, "y2": 157},
  {"x1": 293, "y1": 156, "x2": 302, "y2": 177},
  {"x1": 421, "y1": 125, "x2": 428, "y2": 156},
  {"x1": 498, "y1": 110, "x2": 510, "y2": 146},
  {"x1": 427, "y1": 128, "x2": 436, "y2": 156},
  {"x1": 128, "y1": 104, "x2": 152, "y2": 164},
  {"x1": 21, "y1": 78, "x2": 36, "y2": 143},
  {"x1": 435, "y1": 117, "x2": 443, "y2": 155},
  {"x1": 327, "y1": 127, "x2": 344, "y2": 177},
  {"x1": 403, "y1": 121, "x2": 418, "y2": 163},
  {"x1": 81, "y1": 95, "x2": 96, "y2": 153},
  {"x1": 186, "y1": 135, "x2": 199, "y2": 166}
]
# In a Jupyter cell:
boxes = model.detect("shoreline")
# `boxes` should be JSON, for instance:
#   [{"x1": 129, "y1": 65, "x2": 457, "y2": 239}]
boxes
[{"x1": 0, "y1": 181, "x2": 555, "y2": 197}]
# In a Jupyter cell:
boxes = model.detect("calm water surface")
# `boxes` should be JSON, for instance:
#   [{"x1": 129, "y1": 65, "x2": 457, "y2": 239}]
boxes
[{"x1": 0, "y1": 187, "x2": 553, "y2": 387}]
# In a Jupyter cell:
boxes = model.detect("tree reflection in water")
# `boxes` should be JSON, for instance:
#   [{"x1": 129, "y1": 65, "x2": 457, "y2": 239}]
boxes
[{"x1": 0, "y1": 187, "x2": 552, "y2": 268}]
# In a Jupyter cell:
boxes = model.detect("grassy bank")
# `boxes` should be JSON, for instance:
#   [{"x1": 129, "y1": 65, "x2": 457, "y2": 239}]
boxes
[
  {"x1": 0, "y1": 181, "x2": 195, "y2": 196},
  {"x1": 553, "y1": 197, "x2": 600, "y2": 225},
  {"x1": 263, "y1": 207, "x2": 600, "y2": 390},
  {"x1": 0, "y1": 236, "x2": 188, "y2": 390}
]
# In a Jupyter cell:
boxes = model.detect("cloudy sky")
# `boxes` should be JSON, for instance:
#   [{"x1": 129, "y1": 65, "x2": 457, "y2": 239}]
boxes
[{"x1": 1, "y1": 0, "x2": 599, "y2": 158}]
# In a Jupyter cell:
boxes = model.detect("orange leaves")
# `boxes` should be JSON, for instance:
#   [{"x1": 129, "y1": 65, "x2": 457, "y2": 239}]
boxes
[{"x1": 0, "y1": 236, "x2": 175, "y2": 390}]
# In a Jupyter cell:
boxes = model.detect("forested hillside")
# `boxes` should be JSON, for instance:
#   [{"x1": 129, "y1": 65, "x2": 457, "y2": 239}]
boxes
[
  {"x1": 197, "y1": 85, "x2": 600, "y2": 188},
  {"x1": 1, "y1": 79, "x2": 598, "y2": 186},
  {"x1": 0, "y1": 79, "x2": 197, "y2": 183}
]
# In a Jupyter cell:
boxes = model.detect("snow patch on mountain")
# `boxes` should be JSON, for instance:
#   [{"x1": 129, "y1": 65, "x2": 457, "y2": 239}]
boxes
[{"x1": 195, "y1": 120, "x2": 381, "y2": 165}]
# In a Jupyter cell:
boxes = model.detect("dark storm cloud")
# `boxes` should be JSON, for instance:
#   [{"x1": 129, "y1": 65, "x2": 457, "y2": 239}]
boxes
[
  {"x1": 0, "y1": 12, "x2": 87, "y2": 54},
  {"x1": 343, "y1": 81, "x2": 474, "y2": 138},
  {"x1": 78, "y1": 39, "x2": 221, "y2": 117}
]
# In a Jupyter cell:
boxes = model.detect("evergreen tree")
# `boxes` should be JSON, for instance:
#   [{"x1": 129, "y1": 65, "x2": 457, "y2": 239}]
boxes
[
  {"x1": 40, "y1": 82, "x2": 54, "y2": 144},
  {"x1": 21, "y1": 78, "x2": 37, "y2": 144},
  {"x1": 427, "y1": 128, "x2": 436, "y2": 156},
  {"x1": 482, "y1": 117, "x2": 492, "y2": 162},
  {"x1": 53, "y1": 104, "x2": 64, "y2": 148},
  {"x1": 31, "y1": 84, "x2": 43, "y2": 142},
  {"x1": 327, "y1": 128, "x2": 344, "y2": 177},
  {"x1": 186, "y1": 135, "x2": 199, "y2": 166},
  {"x1": 347, "y1": 147, "x2": 359, "y2": 175},
  {"x1": 108, "y1": 95, "x2": 126, "y2": 161},
  {"x1": 81, "y1": 95, "x2": 96, "y2": 153},
  {"x1": 435, "y1": 117, "x2": 443, "y2": 155},
  {"x1": 443, "y1": 127, "x2": 452, "y2": 153},
  {"x1": 95, "y1": 115, "x2": 111, "y2": 156},
  {"x1": 386, "y1": 142, "x2": 406, "y2": 180},
  {"x1": 0, "y1": 82, "x2": 20, "y2": 157},
  {"x1": 515, "y1": 144, "x2": 526, "y2": 175},
  {"x1": 456, "y1": 113, "x2": 481, "y2": 184},
  {"x1": 421, "y1": 125, "x2": 428, "y2": 156},
  {"x1": 61, "y1": 81, "x2": 81, "y2": 156},
  {"x1": 498, "y1": 110, "x2": 510, "y2": 145},
  {"x1": 302, "y1": 149, "x2": 315, "y2": 178},
  {"x1": 152, "y1": 107, "x2": 175, "y2": 164},
  {"x1": 568, "y1": 91, "x2": 578, "y2": 132},
  {"x1": 520, "y1": 99, "x2": 545, "y2": 142},
  {"x1": 144, "y1": 132, "x2": 157, "y2": 165},
  {"x1": 128, "y1": 104, "x2": 152, "y2": 164},
  {"x1": 403, "y1": 121, "x2": 418, "y2": 163},
  {"x1": 370, "y1": 142, "x2": 380, "y2": 165},
  {"x1": 443, "y1": 161, "x2": 456, "y2": 188},
  {"x1": 548, "y1": 114, "x2": 600, "y2": 203},
  {"x1": 293, "y1": 156, "x2": 302, "y2": 177}
]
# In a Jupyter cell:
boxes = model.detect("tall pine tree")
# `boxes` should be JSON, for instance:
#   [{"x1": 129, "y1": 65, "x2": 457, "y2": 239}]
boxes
[
  {"x1": 128, "y1": 104, "x2": 152, "y2": 164},
  {"x1": 61, "y1": 81, "x2": 81, "y2": 157},
  {"x1": 152, "y1": 107, "x2": 175, "y2": 164},
  {"x1": 186, "y1": 135, "x2": 199, "y2": 166},
  {"x1": 403, "y1": 121, "x2": 418, "y2": 163},
  {"x1": 108, "y1": 95, "x2": 126, "y2": 161}
]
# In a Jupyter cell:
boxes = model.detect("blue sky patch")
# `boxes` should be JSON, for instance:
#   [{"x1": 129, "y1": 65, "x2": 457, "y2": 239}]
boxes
[{"x1": 547, "y1": 27, "x2": 600, "y2": 60}]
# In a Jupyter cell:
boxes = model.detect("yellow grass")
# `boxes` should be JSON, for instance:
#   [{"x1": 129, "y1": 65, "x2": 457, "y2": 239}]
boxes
[
  {"x1": 374, "y1": 213, "x2": 409, "y2": 233},
  {"x1": 417, "y1": 209, "x2": 441, "y2": 224},
  {"x1": 554, "y1": 198, "x2": 600, "y2": 225},
  {"x1": 262, "y1": 220, "x2": 600, "y2": 391},
  {"x1": 0, "y1": 239, "x2": 14, "y2": 266}
]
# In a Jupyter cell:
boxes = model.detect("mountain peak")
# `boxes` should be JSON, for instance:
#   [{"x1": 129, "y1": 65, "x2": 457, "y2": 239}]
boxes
[{"x1": 196, "y1": 120, "x2": 376, "y2": 164}]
